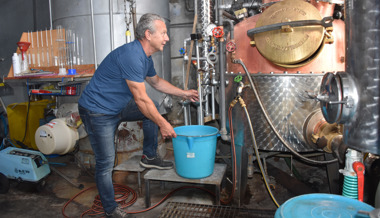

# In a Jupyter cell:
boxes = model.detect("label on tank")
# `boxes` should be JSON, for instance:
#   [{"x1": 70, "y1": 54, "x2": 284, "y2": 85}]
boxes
[{"x1": 39, "y1": 130, "x2": 47, "y2": 137}]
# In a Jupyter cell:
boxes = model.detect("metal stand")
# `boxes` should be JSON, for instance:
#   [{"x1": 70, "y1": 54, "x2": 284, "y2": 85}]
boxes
[
  {"x1": 113, "y1": 155, "x2": 146, "y2": 195},
  {"x1": 144, "y1": 163, "x2": 227, "y2": 208}
]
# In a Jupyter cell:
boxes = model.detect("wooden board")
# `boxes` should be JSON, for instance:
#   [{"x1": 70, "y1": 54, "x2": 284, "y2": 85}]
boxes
[{"x1": 6, "y1": 29, "x2": 94, "y2": 80}]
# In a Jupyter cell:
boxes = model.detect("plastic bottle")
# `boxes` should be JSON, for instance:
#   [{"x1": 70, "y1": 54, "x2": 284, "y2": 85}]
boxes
[{"x1": 12, "y1": 53, "x2": 21, "y2": 76}]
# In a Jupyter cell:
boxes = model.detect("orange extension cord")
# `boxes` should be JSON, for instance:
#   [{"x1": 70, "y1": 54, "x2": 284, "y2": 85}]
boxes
[{"x1": 62, "y1": 102, "x2": 238, "y2": 217}]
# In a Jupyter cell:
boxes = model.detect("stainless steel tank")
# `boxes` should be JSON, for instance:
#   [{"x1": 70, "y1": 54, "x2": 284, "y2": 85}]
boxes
[
  {"x1": 51, "y1": 0, "x2": 171, "y2": 113},
  {"x1": 319, "y1": 0, "x2": 380, "y2": 154}
]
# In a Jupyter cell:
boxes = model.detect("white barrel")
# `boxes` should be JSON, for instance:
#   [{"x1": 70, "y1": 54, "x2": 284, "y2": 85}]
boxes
[{"x1": 35, "y1": 118, "x2": 79, "y2": 155}]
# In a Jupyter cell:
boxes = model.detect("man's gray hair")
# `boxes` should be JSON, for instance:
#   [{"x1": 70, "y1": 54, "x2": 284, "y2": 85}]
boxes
[{"x1": 135, "y1": 13, "x2": 165, "y2": 40}]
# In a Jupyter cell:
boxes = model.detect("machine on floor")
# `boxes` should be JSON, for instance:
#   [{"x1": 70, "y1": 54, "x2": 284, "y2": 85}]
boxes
[{"x1": 0, "y1": 147, "x2": 50, "y2": 193}]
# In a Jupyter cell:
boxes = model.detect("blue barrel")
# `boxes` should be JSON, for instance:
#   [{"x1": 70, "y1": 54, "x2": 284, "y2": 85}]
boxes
[
  {"x1": 172, "y1": 125, "x2": 220, "y2": 179},
  {"x1": 275, "y1": 193, "x2": 374, "y2": 218}
]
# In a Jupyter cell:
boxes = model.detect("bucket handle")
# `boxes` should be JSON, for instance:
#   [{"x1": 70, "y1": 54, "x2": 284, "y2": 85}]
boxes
[{"x1": 186, "y1": 137, "x2": 194, "y2": 151}]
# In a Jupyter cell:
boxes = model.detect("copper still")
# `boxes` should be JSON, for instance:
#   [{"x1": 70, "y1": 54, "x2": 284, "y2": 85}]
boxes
[{"x1": 225, "y1": 0, "x2": 345, "y2": 153}]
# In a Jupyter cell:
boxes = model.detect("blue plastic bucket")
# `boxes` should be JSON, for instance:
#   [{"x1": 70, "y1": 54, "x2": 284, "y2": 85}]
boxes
[
  {"x1": 275, "y1": 193, "x2": 374, "y2": 218},
  {"x1": 172, "y1": 125, "x2": 220, "y2": 179}
]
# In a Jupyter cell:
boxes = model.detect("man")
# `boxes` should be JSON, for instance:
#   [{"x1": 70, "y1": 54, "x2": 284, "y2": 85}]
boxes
[{"x1": 78, "y1": 13, "x2": 199, "y2": 218}]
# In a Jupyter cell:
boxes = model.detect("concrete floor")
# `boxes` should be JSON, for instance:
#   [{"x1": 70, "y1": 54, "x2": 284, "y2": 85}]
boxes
[{"x1": 0, "y1": 151, "x2": 329, "y2": 217}]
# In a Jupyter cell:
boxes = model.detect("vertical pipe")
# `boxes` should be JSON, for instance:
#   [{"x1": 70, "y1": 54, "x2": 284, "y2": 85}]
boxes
[
  {"x1": 182, "y1": 38, "x2": 191, "y2": 125},
  {"x1": 48, "y1": 0, "x2": 53, "y2": 30},
  {"x1": 33, "y1": 0, "x2": 37, "y2": 31},
  {"x1": 211, "y1": 86, "x2": 215, "y2": 119},
  {"x1": 90, "y1": 0, "x2": 98, "y2": 68},
  {"x1": 195, "y1": 40, "x2": 204, "y2": 125},
  {"x1": 109, "y1": 0, "x2": 114, "y2": 51},
  {"x1": 218, "y1": 7, "x2": 228, "y2": 140},
  {"x1": 205, "y1": 86, "x2": 209, "y2": 117},
  {"x1": 132, "y1": 1, "x2": 137, "y2": 38}
]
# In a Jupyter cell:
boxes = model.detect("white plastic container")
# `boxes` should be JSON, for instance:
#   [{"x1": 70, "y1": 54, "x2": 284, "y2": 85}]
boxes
[
  {"x1": 35, "y1": 118, "x2": 79, "y2": 155},
  {"x1": 12, "y1": 53, "x2": 21, "y2": 76}
]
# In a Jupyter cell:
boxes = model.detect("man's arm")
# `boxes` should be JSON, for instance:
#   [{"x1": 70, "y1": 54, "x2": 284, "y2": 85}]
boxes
[
  {"x1": 126, "y1": 79, "x2": 176, "y2": 138},
  {"x1": 146, "y1": 75, "x2": 199, "y2": 102}
]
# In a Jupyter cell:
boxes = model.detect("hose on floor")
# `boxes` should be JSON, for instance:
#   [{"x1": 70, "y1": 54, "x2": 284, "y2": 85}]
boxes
[{"x1": 62, "y1": 184, "x2": 216, "y2": 217}]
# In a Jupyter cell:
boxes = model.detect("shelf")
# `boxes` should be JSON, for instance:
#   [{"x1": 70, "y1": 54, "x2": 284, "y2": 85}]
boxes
[
  {"x1": 27, "y1": 79, "x2": 82, "y2": 97},
  {"x1": 5, "y1": 64, "x2": 95, "y2": 82}
]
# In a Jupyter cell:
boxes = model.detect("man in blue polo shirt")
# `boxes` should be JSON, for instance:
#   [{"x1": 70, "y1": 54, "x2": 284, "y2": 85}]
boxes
[{"x1": 78, "y1": 13, "x2": 198, "y2": 218}]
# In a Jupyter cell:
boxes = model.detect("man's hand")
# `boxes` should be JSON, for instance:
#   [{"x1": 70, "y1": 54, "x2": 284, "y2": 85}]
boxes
[
  {"x1": 183, "y1": 89, "x2": 199, "y2": 102},
  {"x1": 146, "y1": 75, "x2": 199, "y2": 102},
  {"x1": 160, "y1": 121, "x2": 177, "y2": 139}
]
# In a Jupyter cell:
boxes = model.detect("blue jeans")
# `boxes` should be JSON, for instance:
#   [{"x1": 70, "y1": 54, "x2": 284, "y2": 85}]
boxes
[{"x1": 78, "y1": 99, "x2": 159, "y2": 213}]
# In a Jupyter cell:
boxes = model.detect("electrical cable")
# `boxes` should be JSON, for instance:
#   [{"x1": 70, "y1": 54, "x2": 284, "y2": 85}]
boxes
[
  {"x1": 21, "y1": 95, "x2": 31, "y2": 143},
  {"x1": 233, "y1": 58, "x2": 338, "y2": 165}
]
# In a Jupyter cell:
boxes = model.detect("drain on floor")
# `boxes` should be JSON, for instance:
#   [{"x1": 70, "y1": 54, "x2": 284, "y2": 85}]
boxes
[{"x1": 158, "y1": 202, "x2": 276, "y2": 218}]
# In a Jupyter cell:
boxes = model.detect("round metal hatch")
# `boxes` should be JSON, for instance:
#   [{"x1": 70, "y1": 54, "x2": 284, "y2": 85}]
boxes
[
  {"x1": 319, "y1": 72, "x2": 342, "y2": 124},
  {"x1": 254, "y1": 0, "x2": 325, "y2": 65}
]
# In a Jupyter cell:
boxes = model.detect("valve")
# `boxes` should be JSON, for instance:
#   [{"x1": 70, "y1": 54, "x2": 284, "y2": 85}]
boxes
[
  {"x1": 179, "y1": 47, "x2": 185, "y2": 55},
  {"x1": 234, "y1": 75, "x2": 243, "y2": 83},
  {"x1": 226, "y1": 41, "x2": 236, "y2": 52},
  {"x1": 353, "y1": 161, "x2": 365, "y2": 202},
  {"x1": 212, "y1": 27, "x2": 224, "y2": 38}
]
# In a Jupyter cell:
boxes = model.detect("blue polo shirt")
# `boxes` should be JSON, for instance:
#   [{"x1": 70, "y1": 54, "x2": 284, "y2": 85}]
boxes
[{"x1": 78, "y1": 40, "x2": 156, "y2": 114}]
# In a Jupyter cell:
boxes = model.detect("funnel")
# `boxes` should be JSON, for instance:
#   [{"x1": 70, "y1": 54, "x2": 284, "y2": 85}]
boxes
[{"x1": 17, "y1": 41, "x2": 31, "y2": 61}]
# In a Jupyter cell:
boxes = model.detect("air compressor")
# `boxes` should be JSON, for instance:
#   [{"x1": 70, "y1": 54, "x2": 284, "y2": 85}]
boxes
[{"x1": 0, "y1": 147, "x2": 50, "y2": 193}]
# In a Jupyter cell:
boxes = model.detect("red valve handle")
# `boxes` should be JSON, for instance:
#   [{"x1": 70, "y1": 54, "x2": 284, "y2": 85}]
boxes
[
  {"x1": 212, "y1": 27, "x2": 224, "y2": 38},
  {"x1": 226, "y1": 41, "x2": 236, "y2": 52},
  {"x1": 353, "y1": 161, "x2": 365, "y2": 202}
]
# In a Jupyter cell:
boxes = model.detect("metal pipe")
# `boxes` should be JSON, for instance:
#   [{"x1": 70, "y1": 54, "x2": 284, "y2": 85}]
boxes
[
  {"x1": 218, "y1": 8, "x2": 229, "y2": 141},
  {"x1": 225, "y1": 19, "x2": 234, "y2": 39},
  {"x1": 204, "y1": 85, "x2": 210, "y2": 117},
  {"x1": 90, "y1": 0, "x2": 98, "y2": 68},
  {"x1": 211, "y1": 86, "x2": 216, "y2": 119},
  {"x1": 195, "y1": 40, "x2": 204, "y2": 125},
  {"x1": 183, "y1": 37, "x2": 191, "y2": 52},
  {"x1": 219, "y1": 2, "x2": 261, "y2": 10},
  {"x1": 48, "y1": 0, "x2": 53, "y2": 29},
  {"x1": 234, "y1": 58, "x2": 337, "y2": 165},
  {"x1": 132, "y1": 1, "x2": 137, "y2": 38},
  {"x1": 109, "y1": 0, "x2": 114, "y2": 50},
  {"x1": 181, "y1": 54, "x2": 190, "y2": 125},
  {"x1": 222, "y1": 11, "x2": 239, "y2": 23},
  {"x1": 183, "y1": 105, "x2": 189, "y2": 125}
]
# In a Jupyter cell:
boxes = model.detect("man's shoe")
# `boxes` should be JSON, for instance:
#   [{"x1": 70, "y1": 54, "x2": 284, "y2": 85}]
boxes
[
  {"x1": 140, "y1": 155, "x2": 173, "y2": 170},
  {"x1": 105, "y1": 206, "x2": 135, "y2": 218}
]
